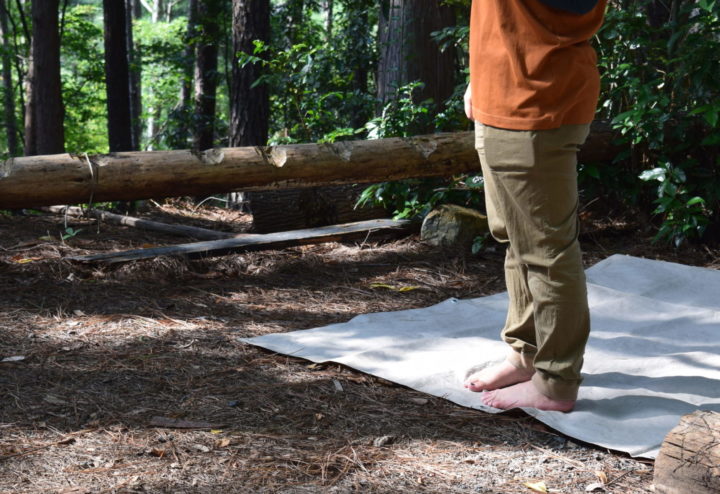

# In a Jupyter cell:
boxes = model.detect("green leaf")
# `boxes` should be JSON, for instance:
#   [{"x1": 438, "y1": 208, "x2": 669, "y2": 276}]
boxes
[{"x1": 639, "y1": 168, "x2": 666, "y2": 182}]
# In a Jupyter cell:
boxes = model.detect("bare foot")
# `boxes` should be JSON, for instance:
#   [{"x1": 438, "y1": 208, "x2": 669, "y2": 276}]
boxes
[
  {"x1": 481, "y1": 380, "x2": 575, "y2": 412},
  {"x1": 464, "y1": 360, "x2": 533, "y2": 392}
]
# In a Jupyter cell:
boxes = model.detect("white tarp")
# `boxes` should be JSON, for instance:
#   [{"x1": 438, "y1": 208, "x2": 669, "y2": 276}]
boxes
[{"x1": 241, "y1": 255, "x2": 720, "y2": 458}]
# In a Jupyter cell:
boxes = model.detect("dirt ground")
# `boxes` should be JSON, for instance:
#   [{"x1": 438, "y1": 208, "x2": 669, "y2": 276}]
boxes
[{"x1": 1, "y1": 200, "x2": 718, "y2": 493}]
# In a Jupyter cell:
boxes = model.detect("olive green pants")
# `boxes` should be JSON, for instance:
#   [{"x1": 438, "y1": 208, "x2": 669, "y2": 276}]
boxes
[{"x1": 475, "y1": 122, "x2": 591, "y2": 401}]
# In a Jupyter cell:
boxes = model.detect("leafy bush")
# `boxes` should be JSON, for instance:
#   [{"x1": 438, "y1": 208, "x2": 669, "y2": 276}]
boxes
[{"x1": 597, "y1": 1, "x2": 720, "y2": 245}]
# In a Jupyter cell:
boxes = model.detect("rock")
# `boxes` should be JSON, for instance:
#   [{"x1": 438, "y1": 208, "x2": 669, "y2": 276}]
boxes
[{"x1": 421, "y1": 204, "x2": 489, "y2": 250}]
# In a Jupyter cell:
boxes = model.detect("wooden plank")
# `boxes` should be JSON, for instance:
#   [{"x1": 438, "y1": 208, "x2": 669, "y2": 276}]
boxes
[
  {"x1": 654, "y1": 410, "x2": 720, "y2": 494},
  {"x1": 45, "y1": 206, "x2": 237, "y2": 240},
  {"x1": 68, "y1": 219, "x2": 416, "y2": 264}
]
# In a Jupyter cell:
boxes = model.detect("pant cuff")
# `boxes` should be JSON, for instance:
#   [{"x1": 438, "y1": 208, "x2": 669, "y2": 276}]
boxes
[
  {"x1": 532, "y1": 372, "x2": 580, "y2": 401},
  {"x1": 507, "y1": 349, "x2": 535, "y2": 372}
]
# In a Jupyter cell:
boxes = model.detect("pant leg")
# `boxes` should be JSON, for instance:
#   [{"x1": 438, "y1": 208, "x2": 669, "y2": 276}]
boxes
[
  {"x1": 476, "y1": 123, "x2": 537, "y2": 371},
  {"x1": 475, "y1": 122, "x2": 591, "y2": 401}
]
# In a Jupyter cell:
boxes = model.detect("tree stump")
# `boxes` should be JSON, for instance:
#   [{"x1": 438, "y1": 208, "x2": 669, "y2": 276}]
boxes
[
  {"x1": 247, "y1": 185, "x2": 388, "y2": 233},
  {"x1": 653, "y1": 410, "x2": 720, "y2": 494}
]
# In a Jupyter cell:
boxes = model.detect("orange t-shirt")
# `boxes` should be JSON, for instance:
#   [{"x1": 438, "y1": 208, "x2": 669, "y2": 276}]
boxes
[{"x1": 469, "y1": 0, "x2": 607, "y2": 130}]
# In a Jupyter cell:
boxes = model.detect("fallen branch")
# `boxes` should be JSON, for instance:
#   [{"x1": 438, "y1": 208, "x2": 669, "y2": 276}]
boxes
[
  {"x1": 45, "y1": 205, "x2": 237, "y2": 240},
  {"x1": 69, "y1": 218, "x2": 417, "y2": 264}
]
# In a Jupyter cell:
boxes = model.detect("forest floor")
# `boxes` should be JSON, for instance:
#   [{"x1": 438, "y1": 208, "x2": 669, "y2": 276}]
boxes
[{"x1": 1, "y1": 199, "x2": 718, "y2": 494}]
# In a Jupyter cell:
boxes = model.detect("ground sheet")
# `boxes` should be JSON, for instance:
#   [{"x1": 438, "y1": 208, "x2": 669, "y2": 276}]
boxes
[{"x1": 242, "y1": 255, "x2": 720, "y2": 458}]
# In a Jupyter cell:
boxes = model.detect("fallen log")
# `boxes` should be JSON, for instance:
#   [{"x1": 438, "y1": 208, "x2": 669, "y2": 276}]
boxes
[
  {"x1": 0, "y1": 122, "x2": 619, "y2": 210},
  {"x1": 653, "y1": 410, "x2": 720, "y2": 494},
  {"x1": 45, "y1": 206, "x2": 237, "y2": 240},
  {"x1": 68, "y1": 218, "x2": 416, "y2": 263}
]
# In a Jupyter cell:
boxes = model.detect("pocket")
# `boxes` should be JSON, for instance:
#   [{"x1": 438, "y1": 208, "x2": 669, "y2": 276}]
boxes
[{"x1": 474, "y1": 122, "x2": 485, "y2": 152}]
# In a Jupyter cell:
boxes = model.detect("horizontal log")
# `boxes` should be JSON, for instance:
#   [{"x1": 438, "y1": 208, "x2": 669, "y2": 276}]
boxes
[{"x1": 0, "y1": 123, "x2": 619, "y2": 210}]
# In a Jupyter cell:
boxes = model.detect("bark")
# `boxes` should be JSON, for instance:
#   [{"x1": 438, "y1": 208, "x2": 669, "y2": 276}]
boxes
[
  {"x1": 377, "y1": 0, "x2": 456, "y2": 115},
  {"x1": 0, "y1": 123, "x2": 621, "y2": 209},
  {"x1": 229, "y1": 0, "x2": 270, "y2": 147},
  {"x1": 174, "y1": 0, "x2": 197, "y2": 149},
  {"x1": 127, "y1": 0, "x2": 142, "y2": 150},
  {"x1": 0, "y1": 0, "x2": 18, "y2": 156},
  {"x1": 104, "y1": 0, "x2": 134, "y2": 152},
  {"x1": 343, "y1": 0, "x2": 372, "y2": 129},
  {"x1": 0, "y1": 132, "x2": 480, "y2": 208},
  {"x1": 26, "y1": 0, "x2": 65, "y2": 156},
  {"x1": 283, "y1": 0, "x2": 304, "y2": 47},
  {"x1": 249, "y1": 185, "x2": 388, "y2": 233},
  {"x1": 192, "y1": 0, "x2": 221, "y2": 151}
]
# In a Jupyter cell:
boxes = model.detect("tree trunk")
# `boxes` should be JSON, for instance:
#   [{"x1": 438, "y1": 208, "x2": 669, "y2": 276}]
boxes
[
  {"x1": 324, "y1": 0, "x2": 333, "y2": 41},
  {"x1": 127, "y1": 0, "x2": 142, "y2": 150},
  {"x1": 192, "y1": 0, "x2": 221, "y2": 151},
  {"x1": 343, "y1": 0, "x2": 372, "y2": 130},
  {"x1": 171, "y1": 0, "x2": 197, "y2": 149},
  {"x1": 26, "y1": 0, "x2": 64, "y2": 156},
  {"x1": 0, "y1": 124, "x2": 620, "y2": 209},
  {"x1": 249, "y1": 185, "x2": 388, "y2": 233},
  {"x1": 229, "y1": 0, "x2": 269, "y2": 147},
  {"x1": 0, "y1": 0, "x2": 18, "y2": 156},
  {"x1": 377, "y1": 0, "x2": 455, "y2": 116},
  {"x1": 283, "y1": 0, "x2": 304, "y2": 47},
  {"x1": 103, "y1": 0, "x2": 133, "y2": 152}
]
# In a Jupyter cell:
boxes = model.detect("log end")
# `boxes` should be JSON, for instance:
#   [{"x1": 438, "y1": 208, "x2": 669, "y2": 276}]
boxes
[{"x1": 653, "y1": 410, "x2": 720, "y2": 494}]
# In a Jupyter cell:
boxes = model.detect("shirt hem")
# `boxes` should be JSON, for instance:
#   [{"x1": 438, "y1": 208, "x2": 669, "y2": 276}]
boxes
[{"x1": 473, "y1": 108, "x2": 595, "y2": 131}]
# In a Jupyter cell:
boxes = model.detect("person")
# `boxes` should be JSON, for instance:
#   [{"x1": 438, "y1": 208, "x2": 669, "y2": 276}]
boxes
[{"x1": 462, "y1": 0, "x2": 607, "y2": 412}]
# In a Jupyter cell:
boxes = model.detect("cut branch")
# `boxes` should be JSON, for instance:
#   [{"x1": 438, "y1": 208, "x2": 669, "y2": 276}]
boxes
[{"x1": 45, "y1": 206, "x2": 237, "y2": 240}]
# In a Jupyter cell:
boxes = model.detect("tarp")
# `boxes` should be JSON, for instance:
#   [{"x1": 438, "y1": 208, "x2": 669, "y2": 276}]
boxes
[{"x1": 241, "y1": 255, "x2": 720, "y2": 458}]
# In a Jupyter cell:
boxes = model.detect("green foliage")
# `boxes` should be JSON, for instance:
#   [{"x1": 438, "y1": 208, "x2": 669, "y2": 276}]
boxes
[
  {"x1": 357, "y1": 172, "x2": 485, "y2": 220},
  {"x1": 639, "y1": 162, "x2": 709, "y2": 246},
  {"x1": 597, "y1": 1, "x2": 720, "y2": 245},
  {"x1": 61, "y1": 5, "x2": 108, "y2": 153},
  {"x1": 61, "y1": 226, "x2": 83, "y2": 241},
  {"x1": 365, "y1": 82, "x2": 434, "y2": 139},
  {"x1": 135, "y1": 16, "x2": 193, "y2": 149}
]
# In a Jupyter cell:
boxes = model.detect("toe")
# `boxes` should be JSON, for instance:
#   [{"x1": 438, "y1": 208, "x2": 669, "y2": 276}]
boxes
[{"x1": 466, "y1": 380, "x2": 487, "y2": 392}]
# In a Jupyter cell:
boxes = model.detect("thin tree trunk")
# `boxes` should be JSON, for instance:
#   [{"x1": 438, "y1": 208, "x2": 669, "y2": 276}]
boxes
[
  {"x1": 27, "y1": 0, "x2": 65, "y2": 156},
  {"x1": 344, "y1": 0, "x2": 372, "y2": 130},
  {"x1": 324, "y1": 0, "x2": 333, "y2": 41},
  {"x1": 229, "y1": 0, "x2": 269, "y2": 147},
  {"x1": 192, "y1": 0, "x2": 221, "y2": 151},
  {"x1": 0, "y1": 0, "x2": 18, "y2": 156},
  {"x1": 104, "y1": 0, "x2": 133, "y2": 152},
  {"x1": 283, "y1": 0, "x2": 303, "y2": 47},
  {"x1": 173, "y1": 0, "x2": 197, "y2": 149},
  {"x1": 126, "y1": 0, "x2": 142, "y2": 150}
]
